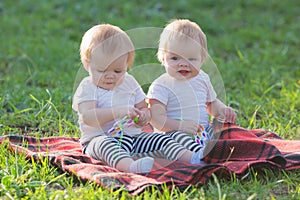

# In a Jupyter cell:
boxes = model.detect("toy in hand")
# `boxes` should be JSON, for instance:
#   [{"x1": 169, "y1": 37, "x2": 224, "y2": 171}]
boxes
[
  {"x1": 107, "y1": 116, "x2": 139, "y2": 136},
  {"x1": 194, "y1": 125, "x2": 211, "y2": 146}
]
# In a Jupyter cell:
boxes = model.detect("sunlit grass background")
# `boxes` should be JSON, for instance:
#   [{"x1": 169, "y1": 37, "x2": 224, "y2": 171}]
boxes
[{"x1": 0, "y1": 0, "x2": 299, "y2": 199}]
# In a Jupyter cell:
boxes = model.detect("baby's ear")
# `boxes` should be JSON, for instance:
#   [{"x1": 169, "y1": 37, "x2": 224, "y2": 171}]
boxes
[
  {"x1": 161, "y1": 56, "x2": 166, "y2": 64},
  {"x1": 83, "y1": 63, "x2": 90, "y2": 71},
  {"x1": 201, "y1": 53, "x2": 207, "y2": 64}
]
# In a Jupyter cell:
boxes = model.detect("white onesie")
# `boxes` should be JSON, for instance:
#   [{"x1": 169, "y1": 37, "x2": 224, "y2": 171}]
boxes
[{"x1": 147, "y1": 70, "x2": 217, "y2": 129}]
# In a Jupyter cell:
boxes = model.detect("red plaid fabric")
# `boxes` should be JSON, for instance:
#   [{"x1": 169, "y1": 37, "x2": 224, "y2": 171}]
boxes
[{"x1": 1, "y1": 123, "x2": 299, "y2": 195}]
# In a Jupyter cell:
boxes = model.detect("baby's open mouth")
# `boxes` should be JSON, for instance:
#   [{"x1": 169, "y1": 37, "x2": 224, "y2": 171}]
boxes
[{"x1": 178, "y1": 70, "x2": 190, "y2": 76}]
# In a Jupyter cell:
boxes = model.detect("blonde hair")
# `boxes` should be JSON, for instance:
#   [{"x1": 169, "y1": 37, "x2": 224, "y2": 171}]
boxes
[
  {"x1": 157, "y1": 19, "x2": 207, "y2": 63},
  {"x1": 80, "y1": 24, "x2": 135, "y2": 70}
]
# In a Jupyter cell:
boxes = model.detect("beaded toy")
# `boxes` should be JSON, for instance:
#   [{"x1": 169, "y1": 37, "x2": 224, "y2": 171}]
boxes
[
  {"x1": 194, "y1": 125, "x2": 211, "y2": 146},
  {"x1": 107, "y1": 116, "x2": 139, "y2": 136}
]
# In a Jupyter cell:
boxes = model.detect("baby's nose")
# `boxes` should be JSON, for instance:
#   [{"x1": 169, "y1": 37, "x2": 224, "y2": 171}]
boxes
[
  {"x1": 179, "y1": 60, "x2": 189, "y2": 67},
  {"x1": 105, "y1": 72, "x2": 114, "y2": 78}
]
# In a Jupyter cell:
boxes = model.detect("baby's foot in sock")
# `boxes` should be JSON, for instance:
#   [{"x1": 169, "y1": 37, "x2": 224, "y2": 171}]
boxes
[
  {"x1": 190, "y1": 149, "x2": 206, "y2": 165},
  {"x1": 130, "y1": 157, "x2": 154, "y2": 174}
]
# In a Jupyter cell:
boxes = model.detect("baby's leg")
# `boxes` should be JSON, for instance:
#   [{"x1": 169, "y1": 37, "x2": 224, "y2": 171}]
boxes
[
  {"x1": 134, "y1": 132, "x2": 206, "y2": 165},
  {"x1": 167, "y1": 131, "x2": 207, "y2": 164},
  {"x1": 133, "y1": 132, "x2": 186, "y2": 160},
  {"x1": 85, "y1": 135, "x2": 130, "y2": 167},
  {"x1": 85, "y1": 135, "x2": 153, "y2": 173},
  {"x1": 167, "y1": 131, "x2": 203, "y2": 152}
]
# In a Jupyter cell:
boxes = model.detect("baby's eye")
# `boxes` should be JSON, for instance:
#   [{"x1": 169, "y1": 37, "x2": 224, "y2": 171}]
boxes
[
  {"x1": 97, "y1": 70, "x2": 105, "y2": 73},
  {"x1": 188, "y1": 58, "x2": 197, "y2": 61},
  {"x1": 171, "y1": 56, "x2": 178, "y2": 60},
  {"x1": 114, "y1": 70, "x2": 123, "y2": 73}
]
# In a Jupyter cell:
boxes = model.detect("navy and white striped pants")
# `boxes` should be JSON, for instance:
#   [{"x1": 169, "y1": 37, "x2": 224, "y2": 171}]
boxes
[
  {"x1": 167, "y1": 126, "x2": 214, "y2": 152},
  {"x1": 84, "y1": 132, "x2": 186, "y2": 168}
]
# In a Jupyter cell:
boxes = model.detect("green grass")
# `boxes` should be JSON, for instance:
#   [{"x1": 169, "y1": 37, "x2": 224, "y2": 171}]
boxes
[{"x1": 0, "y1": 0, "x2": 300, "y2": 199}]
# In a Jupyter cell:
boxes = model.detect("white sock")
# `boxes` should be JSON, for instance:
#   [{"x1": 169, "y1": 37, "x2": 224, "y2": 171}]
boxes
[
  {"x1": 130, "y1": 157, "x2": 154, "y2": 174},
  {"x1": 190, "y1": 148, "x2": 206, "y2": 165}
]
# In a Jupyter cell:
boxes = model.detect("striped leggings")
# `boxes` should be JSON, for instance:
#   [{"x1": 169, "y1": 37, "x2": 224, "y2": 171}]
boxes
[
  {"x1": 84, "y1": 132, "x2": 186, "y2": 168},
  {"x1": 167, "y1": 126, "x2": 214, "y2": 152}
]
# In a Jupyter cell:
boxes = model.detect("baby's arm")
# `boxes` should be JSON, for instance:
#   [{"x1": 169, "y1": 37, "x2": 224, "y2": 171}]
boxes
[
  {"x1": 207, "y1": 99, "x2": 237, "y2": 123},
  {"x1": 149, "y1": 99, "x2": 199, "y2": 134},
  {"x1": 78, "y1": 100, "x2": 138, "y2": 128}
]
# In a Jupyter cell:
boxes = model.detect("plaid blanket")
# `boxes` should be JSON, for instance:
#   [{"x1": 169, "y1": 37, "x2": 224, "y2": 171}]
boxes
[{"x1": 1, "y1": 123, "x2": 300, "y2": 195}]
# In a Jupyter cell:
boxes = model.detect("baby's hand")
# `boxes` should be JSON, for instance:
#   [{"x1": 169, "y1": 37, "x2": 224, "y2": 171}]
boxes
[
  {"x1": 179, "y1": 121, "x2": 200, "y2": 135},
  {"x1": 217, "y1": 106, "x2": 237, "y2": 124},
  {"x1": 127, "y1": 107, "x2": 141, "y2": 120},
  {"x1": 132, "y1": 109, "x2": 148, "y2": 127}
]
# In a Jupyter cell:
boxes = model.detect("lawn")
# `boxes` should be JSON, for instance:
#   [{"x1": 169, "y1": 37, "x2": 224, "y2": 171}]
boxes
[{"x1": 0, "y1": 0, "x2": 299, "y2": 199}]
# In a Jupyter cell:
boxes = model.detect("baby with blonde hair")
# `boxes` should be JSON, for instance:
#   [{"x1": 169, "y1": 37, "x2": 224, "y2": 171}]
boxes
[
  {"x1": 73, "y1": 23, "x2": 206, "y2": 174},
  {"x1": 148, "y1": 19, "x2": 237, "y2": 159}
]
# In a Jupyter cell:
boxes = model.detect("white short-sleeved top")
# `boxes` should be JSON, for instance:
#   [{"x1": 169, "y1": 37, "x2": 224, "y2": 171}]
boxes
[
  {"x1": 147, "y1": 70, "x2": 217, "y2": 129},
  {"x1": 72, "y1": 73, "x2": 146, "y2": 144}
]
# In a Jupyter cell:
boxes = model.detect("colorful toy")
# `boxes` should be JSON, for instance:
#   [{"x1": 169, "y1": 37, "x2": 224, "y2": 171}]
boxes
[
  {"x1": 107, "y1": 116, "x2": 139, "y2": 136},
  {"x1": 194, "y1": 125, "x2": 211, "y2": 146}
]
